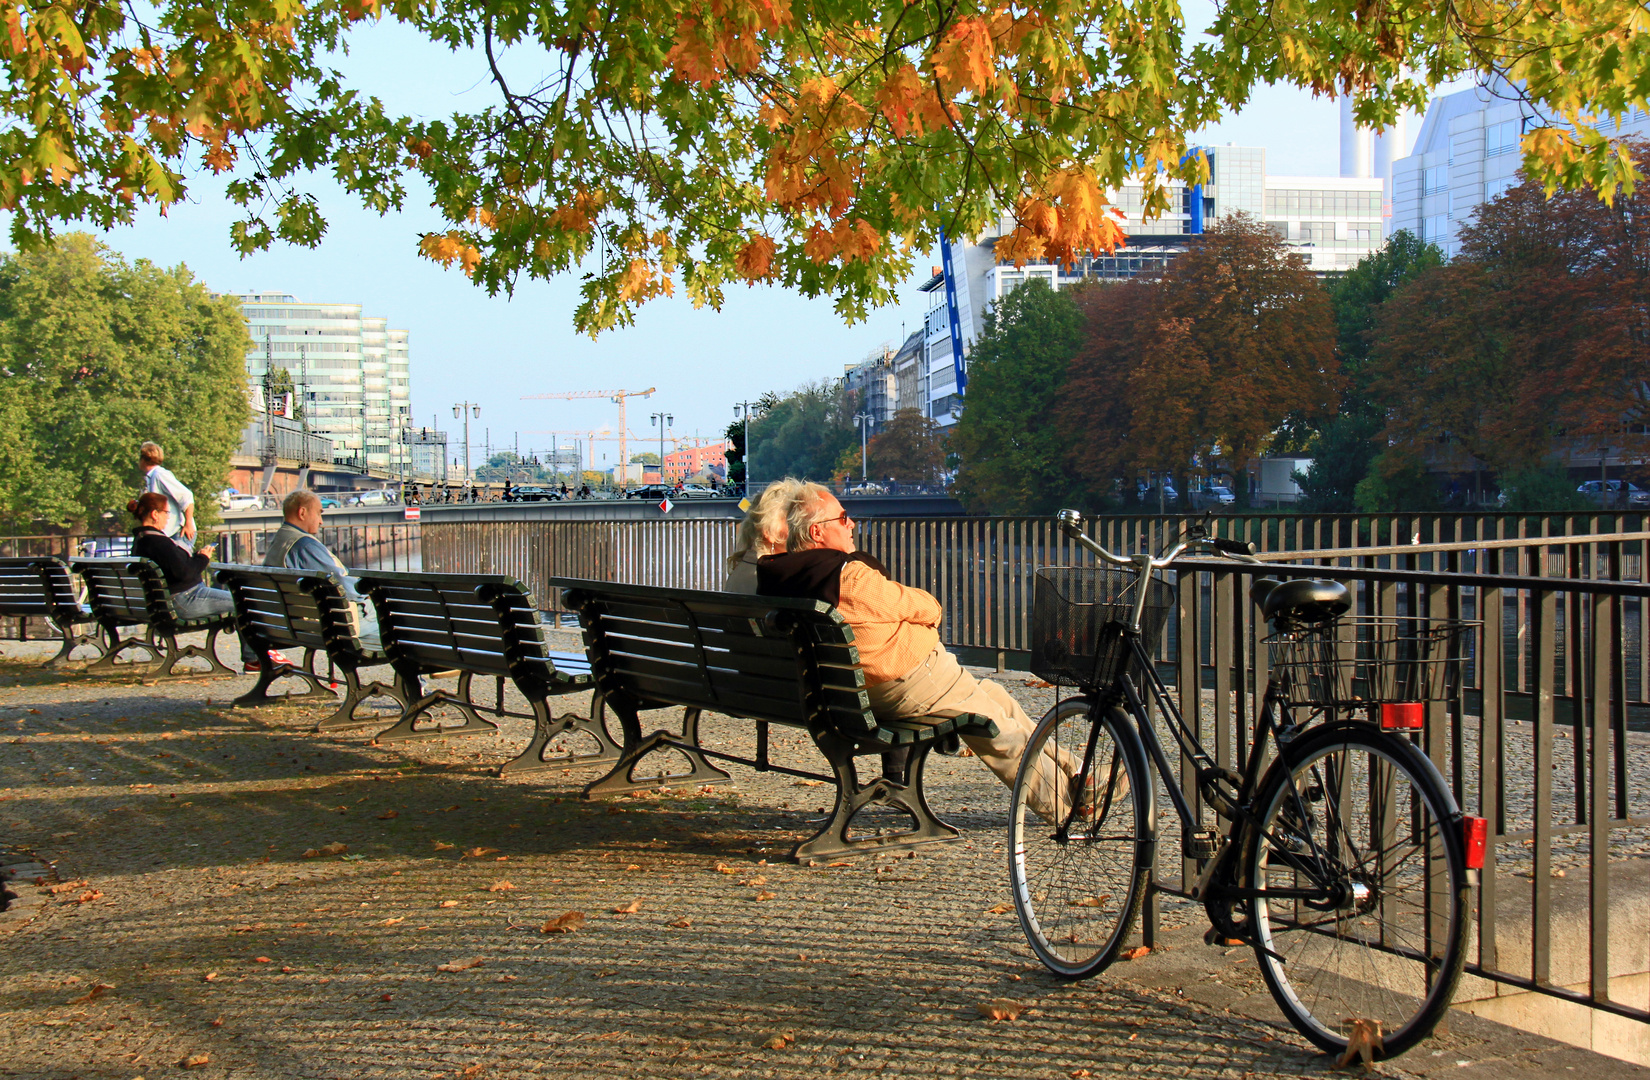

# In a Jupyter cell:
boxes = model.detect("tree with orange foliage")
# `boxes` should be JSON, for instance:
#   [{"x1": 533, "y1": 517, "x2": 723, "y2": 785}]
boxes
[
  {"x1": 6, "y1": 0, "x2": 1650, "y2": 333},
  {"x1": 1367, "y1": 143, "x2": 1650, "y2": 492},
  {"x1": 1057, "y1": 214, "x2": 1338, "y2": 505}
]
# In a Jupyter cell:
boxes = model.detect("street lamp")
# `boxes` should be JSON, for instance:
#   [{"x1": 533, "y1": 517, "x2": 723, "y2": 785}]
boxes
[
  {"x1": 650, "y1": 411, "x2": 674, "y2": 485},
  {"x1": 852, "y1": 411, "x2": 873, "y2": 482},
  {"x1": 733, "y1": 400, "x2": 760, "y2": 498},
  {"x1": 453, "y1": 402, "x2": 480, "y2": 500}
]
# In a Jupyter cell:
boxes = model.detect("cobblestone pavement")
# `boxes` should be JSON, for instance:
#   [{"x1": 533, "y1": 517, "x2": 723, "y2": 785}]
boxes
[{"x1": 0, "y1": 638, "x2": 1643, "y2": 1080}]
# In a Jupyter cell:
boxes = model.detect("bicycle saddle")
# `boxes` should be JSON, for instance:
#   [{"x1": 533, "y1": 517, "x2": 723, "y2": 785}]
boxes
[{"x1": 1249, "y1": 577, "x2": 1350, "y2": 628}]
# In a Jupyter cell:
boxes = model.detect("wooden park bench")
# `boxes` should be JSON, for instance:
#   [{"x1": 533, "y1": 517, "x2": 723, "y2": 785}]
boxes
[
  {"x1": 550, "y1": 577, "x2": 998, "y2": 863},
  {"x1": 211, "y1": 563, "x2": 410, "y2": 731},
  {"x1": 352, "y1": 570, "x2": 617, "y2": 770},
  {"x1": 0, "y1": 557, "x2": 107, "y2": 668},
  {"x1": 70, "y1": 557, "x2": 237, "y2": 679}
]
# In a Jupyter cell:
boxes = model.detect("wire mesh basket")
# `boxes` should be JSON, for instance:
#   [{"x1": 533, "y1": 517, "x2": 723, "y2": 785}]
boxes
[
  {"x1": 1030, "y1": 567, "x2": 1173, "y2": 689},
  {"x1": 1266, "y1": 616, "x2": 1478, "y2": 709}
]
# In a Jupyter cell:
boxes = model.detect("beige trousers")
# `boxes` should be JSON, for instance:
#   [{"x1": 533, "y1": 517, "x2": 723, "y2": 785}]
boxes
[{"x1": 866, "y1": 644, "x2": 1072, "y2": 821}]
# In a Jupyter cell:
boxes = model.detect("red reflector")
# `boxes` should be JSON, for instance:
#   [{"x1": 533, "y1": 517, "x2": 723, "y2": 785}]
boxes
[
  {"x1": 1380, "y1": 703, "x2": 1425, "y2": 730},
  {"x1": 1463, "y1": 816, "x2": 1488, "y2": 870}
]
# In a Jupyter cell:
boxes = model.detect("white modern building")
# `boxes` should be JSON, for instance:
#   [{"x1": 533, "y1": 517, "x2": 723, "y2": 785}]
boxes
[
  {"x1": 916, "y1": 145, "x2": 1386, "y2": 427},
  {"x1": 230, "y1": 293, "x2": 413, "y2": 472},
  {"x1": 1391, "y1": 81, "x2": 1650, "y2": 257}
]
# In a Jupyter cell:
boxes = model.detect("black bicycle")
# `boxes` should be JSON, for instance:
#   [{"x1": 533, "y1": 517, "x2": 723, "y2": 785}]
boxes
[{"x1": 1009, "y1": 510, "x2": 1484, "y2": 1060}]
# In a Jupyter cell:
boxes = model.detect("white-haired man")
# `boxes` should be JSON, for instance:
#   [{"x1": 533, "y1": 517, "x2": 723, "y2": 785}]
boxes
[
  {"x1": 265, "y1": 489, "x2": 379, "y2": 646},
  {"x1": 755, "y1": 483, "x2": 1071, "y2": 820},
  {"x1": 139, "y1": 441, "x2": 195, "y2": 552}
]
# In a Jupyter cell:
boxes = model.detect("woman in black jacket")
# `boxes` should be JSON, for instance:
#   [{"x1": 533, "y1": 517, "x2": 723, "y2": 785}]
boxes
[{"x1": 129, "y1": 492, "x2": 264, "y2": 670}]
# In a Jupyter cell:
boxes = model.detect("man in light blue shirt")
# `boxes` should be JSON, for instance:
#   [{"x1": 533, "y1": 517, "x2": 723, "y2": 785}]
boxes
[
  {"x1": 263, "y1": 489, "x2": 379, "y2": 646},
  {"x1": 140, "y1": 441, "x2": 196, "y2": 552}
]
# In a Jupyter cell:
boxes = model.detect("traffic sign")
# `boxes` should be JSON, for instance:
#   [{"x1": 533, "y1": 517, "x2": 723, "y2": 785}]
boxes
[
  {"x1": 658, "y1": 498, "x2": 674, "y2": 514},
  {"x1": 404, "y1": 507, "x2": 421, "y2": 521}
]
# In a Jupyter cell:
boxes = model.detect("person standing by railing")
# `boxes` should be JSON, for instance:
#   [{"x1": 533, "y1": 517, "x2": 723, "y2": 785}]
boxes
[{"x1": 139, "y1": 441, "x2": 196, "y2": 552}]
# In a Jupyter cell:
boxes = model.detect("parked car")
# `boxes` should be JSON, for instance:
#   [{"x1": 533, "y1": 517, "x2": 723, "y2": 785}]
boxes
[
  {"x1": 349, "y1": 489, "x2": 398, "y2": 507},
  {"x1": 676, "y1": 484, "x2": 717, "y2": 499},
  {"x1": 511, "y1": 485, "x2": 560, "y2": 502},
  {"x1": 625, "y1": 484, "x2": 675, "y2": 501},
  {"x1": 845, "y1": 481, "x2": 887, "y2": 496},
  {"x1": 221, "y1": 493, "x2": 266, "y2": 512},
  {"x1": 319, "y1": 496, "x2": 342, "y2": 510},
  {"x1": 1577, "y1": 479, "x2": 1650, "y2": 509},
  {"x1": 1197, "y1": 484, "x2": 1236, "y2": 507}
]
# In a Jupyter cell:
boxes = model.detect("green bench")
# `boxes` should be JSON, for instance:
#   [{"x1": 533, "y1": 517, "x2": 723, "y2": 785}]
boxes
[{"x1": 551, "y1": 577, "x2": 997, "y2": 863}]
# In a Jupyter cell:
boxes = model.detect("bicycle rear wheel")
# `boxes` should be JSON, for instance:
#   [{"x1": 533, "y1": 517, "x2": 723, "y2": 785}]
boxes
[
  {"x1": 1009, "y1": 699, "x2": 1151, "y2": 979},
  {"x1": 1246, "y1": 721, "x2": 1468, "y2": 1059}
]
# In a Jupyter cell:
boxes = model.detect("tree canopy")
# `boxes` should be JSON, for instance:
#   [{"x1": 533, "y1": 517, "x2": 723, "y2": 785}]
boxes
[
  {"x1": 745, "y1": 379, "x2": 855, "y2": 482},
  {"x1": 867, "y1": 407, "x2": 946, "y2": 486},
  {"x1": 6, "y1": 0, "x2": 1650, "y2": 333},
  {"x1": 0, "y1": 234, "x2": 250, "y2": 532}
]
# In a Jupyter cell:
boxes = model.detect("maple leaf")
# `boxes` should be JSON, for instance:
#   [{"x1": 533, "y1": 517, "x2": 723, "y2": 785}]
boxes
[
  {"x1": 487, "y1": 880, "x2": 515, "y2": 892},
  {"x1": 976, "y1": 999, "x2": 1026, "y2": 1020},
  {"x1": 734, "y1": 235, "x2": 776, "y2": 280},
  {"x1": 68, "y1": 983, "x2": 114, "y2": 1004},
  {"x1": 541, "y1": 911, "x2": 585, "y2": 933},
  {"x1": 612, "y1": 899, "x2": 642, "y2": 914},
  {"x1": 436, "y1": 957, "x2": 484, "y2": 972},
  {"x1": 931, "y1": 17, "x2": 997, "y2": 97}
]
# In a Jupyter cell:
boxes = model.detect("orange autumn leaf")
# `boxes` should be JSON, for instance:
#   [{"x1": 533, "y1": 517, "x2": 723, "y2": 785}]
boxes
[
  {"x1": 734, "y1": 235, "x2": 776, "y2": 280},
  {"x1": 931, "y1": 17, "x2": 996, "y2": 97}
]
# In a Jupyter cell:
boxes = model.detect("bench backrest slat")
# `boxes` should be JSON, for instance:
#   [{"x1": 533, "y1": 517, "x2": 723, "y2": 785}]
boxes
[
  {"x1": 211, "y1": 563, "x2": 382, "y2": 667},
  {"x1": 550, "y1": 577, "x2": 877, "y2": 739},
  {"x1": 0, "y1": 558, "x2": 84, "y2": 621},
  {"x1": 72, "y1": 557, "x2": 174, "y2": 627}
]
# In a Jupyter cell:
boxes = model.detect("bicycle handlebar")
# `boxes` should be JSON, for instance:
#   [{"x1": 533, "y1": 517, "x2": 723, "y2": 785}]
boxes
[{"x1": 1057, "y1": 508, "x2": 1261, "y2": 569}]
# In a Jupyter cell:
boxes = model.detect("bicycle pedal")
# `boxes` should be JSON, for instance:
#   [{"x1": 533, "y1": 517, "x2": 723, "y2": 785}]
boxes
[
  {"x1": 1186, "y1": 830, "x2": 1219, "y2": 859},
  {"x1": 1203, "y1": 926, "x2": 1248, "y2": 948}
]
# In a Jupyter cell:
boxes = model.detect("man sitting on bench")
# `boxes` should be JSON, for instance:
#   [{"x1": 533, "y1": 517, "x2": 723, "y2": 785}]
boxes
[
  {"x1": 756, "y1": 482, "x2": 1072, "y2": 821},
  {"x1": 264, "y1": 490, "x2": 379, "y2": 646}
]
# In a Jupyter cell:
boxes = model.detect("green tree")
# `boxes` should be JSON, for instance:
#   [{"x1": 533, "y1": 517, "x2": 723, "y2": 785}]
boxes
[
  {"x1": 746, "y1": 380, "x2": 855, "y2": 482},
  {"x1": 2, "y1": 0, "x2": 1642, "y2": 334},
  {"x1": 0, "y1": 234, "x2": 250, "y2": 534},
  {"x1": 952, "y1": 279, "x2": 1084, "y2": 514},
  {"x1": 1294, "y1": 230, "x2": 1443, "y2": 510},
  {"x1": 629, "y1": 451, "x2": 662, "y2": 465}
]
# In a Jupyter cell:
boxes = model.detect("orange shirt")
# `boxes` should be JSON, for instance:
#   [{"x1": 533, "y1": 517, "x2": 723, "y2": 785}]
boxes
[{"x1": 836, "y1": 560, "x2": 942, "y2": 685}]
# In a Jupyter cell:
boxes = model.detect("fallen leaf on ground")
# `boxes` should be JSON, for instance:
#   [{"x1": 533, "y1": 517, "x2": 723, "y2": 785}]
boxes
[
  {"x1": 1337, "y1": 1018, "x2": 1384, "y2": 1072},
  {"x1": 977, "y1": 999, "x2": 1026, "y2": 1021},
  {"x1": 376, "y1": 810, "x2": 399, "y2": 820},
  {"x1": 541, "y1": 911, "x2": 585, "y2": 934},
  {"x1": 611, "y1": 899, "x2": 642, "y2": 914},
  {"x1": 461, "y1": 1064, "x2": 484, "y2": 1078},
  {"x1": 986, "y1": 901, "x2": 1013, "y2": 914},
  {"x1": 180, "y1": 1052, "x2": 211, "y2": 1068},
  {"x1": 1024, "y1": 678, "x2": 1054, "y2": 688},
  {"x1": 463, "y1": 847, "x2": 498, "y2": 858},
  {"x1": 669, "y1": 918, "x2": 691, "y2": 929},
  {"x1": 1072, "y1": 1071, "x2": 1093, "y2": 1078},
  {"x1": 381, "y1": 993, "x2": 393, "y2": 1001},
  {"x1": 740, "y1": 875, "x2": 767, "y2": 887},
  {"x1": 69, "y1": 889, "x2": 102, "y2": 904},
  {"x1": 211, "y1": 1017, "x2": 223, "y2": 1027},
  {"x1": 712, "y1": 862, "x2": 736, "y2": 874},
  {"x1": 436, "y1": 957, "x2": 484, "y2": 972},
  {"x1": 826, "y1": 861, "x2": 851, "y2": 868},
  {"x1": 753, "y1": 891, "x2": 776, "y2": 902},
  {"x1": 67, "y1": 983, "x2": 113, "y2": 1004},
  {"x1": 432, "y1": 841, "x2": 455, "y2": 851},
  {"x1": 46, "y1": 880, "x2": 89, "y2": 895},
  {"x1": 759, "y1": 1032, "x2": 795, "y2": 1049},
  {"x1": 1118, "y1": 945, "x2": 1151, "y2": 961},
  {"x1": 792, "y1": 779, "x2": 824, "y2": 787},
  {"x1": 302, "y1": 842, "x2": 347, "y2": 859},
  {"x1": 203, "y1": 972, "x2": 219, "y2": 982},
  {"x1": 486, "y1": 880, "x2": 515, "y2": 892},
  {"x1": 254, "y1": 957, "x2": 272, "y2": 964},
  {"x1": 381, "y1": 917, "x2": 406, "y2": 926},
  {"x1": 437, "y1": 900, "x2": 460, "y2": 908},
  {"x1": 1070, "y1": 895, "x2": 1111, "y2": 908}
]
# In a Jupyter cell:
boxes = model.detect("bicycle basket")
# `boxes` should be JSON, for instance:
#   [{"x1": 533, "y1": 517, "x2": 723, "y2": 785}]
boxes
[
  {"x1": 1266, "y1": 616, "x2": 1477, "y2": 709},
  {"x1": 1030, "y1": 567, "x2": 1173, "y2": 689}
]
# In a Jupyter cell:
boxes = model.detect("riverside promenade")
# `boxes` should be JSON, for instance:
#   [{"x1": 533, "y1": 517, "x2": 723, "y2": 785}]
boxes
[{"x1": 1, "y1": 637, "x2": 1644, "y2": 1080}]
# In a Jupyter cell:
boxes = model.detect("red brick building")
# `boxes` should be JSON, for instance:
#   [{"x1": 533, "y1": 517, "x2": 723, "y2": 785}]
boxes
[{"x1": 663, "y1": 441, "x2": 728, "y2": 481}]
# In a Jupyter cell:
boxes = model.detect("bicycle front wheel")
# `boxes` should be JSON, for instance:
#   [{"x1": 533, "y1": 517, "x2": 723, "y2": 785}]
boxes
[
  {"x1": 1009, "y1": 699, "x2": 1151, "y2": 979},
  {"x1": 1246, "y1": 721, "x2": 1469, "y2": 1059}
]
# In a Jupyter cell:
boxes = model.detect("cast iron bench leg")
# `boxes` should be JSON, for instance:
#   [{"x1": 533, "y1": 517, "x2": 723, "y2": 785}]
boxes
[
  {"x1": 149, "y1": 627, "x2": 237, "y2": 680},
  {"x1": 42, "y1": 621, "x2": 107, "y2": 669},
  {"x1": 315, "y1": 669, "x2": 410, "y2": 733},
  {"x1": 790, "y1": 736, "x2": 961, "y2": 863},
  {"x1": 583, "y1": 706, "x2": 733, "y2": 797},
  {"x1": 232, "y1": 648, "x2": 336, "y2": 707},
  {"x1": 499, "y1": 692, "x2": 623, "y2": 776},
  {"x1": 84, "y1": 625, "x2": 164, "y2": 673},
  {"x1": 371, "y1": 672, "x2": 499, "y2": 743}
]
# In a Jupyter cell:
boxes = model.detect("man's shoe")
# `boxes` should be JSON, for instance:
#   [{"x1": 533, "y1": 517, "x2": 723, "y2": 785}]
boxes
[{"x1": 244, "y1": 650, "x2": 293, "y2": 674}]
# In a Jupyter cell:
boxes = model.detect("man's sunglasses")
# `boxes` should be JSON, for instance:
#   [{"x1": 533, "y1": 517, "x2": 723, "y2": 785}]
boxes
[{"x1": 816, "y1": 511, "x2": 853, "y2": 526}]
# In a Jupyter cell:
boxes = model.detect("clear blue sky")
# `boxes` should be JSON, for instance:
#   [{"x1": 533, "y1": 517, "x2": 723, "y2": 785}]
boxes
[{"x1": 85, "y1": 10, "x2": 1430, "y2": 470}]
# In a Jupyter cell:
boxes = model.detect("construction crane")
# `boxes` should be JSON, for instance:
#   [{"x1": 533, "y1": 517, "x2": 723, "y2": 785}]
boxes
[{"x1": 521, "y1": 388, "x2": 655, "y2": 488}]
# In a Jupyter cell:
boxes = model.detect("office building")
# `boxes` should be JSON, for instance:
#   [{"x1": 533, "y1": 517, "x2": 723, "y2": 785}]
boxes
[
  {"x1": 230, "y1": 292, "x2": 413, "y2": 472},
  {"x1": 1391, "y1": 81, "x2": 1650, "y2": 257}
]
